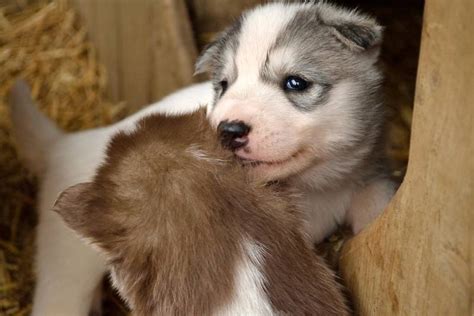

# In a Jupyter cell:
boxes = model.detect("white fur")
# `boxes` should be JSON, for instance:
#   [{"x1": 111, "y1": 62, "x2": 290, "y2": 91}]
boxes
[
  {"x1": 217, "y1": 239, "x2": 274, "y2": 316},
  {"x1": 9, "y1": 81, "x2": 62, "y2": 175},
  {"x1": 185, "y1": 144, "x2": 228, "y2": 164},
  {"x1": 302, "y1": 186, "x2": 353, "y2": 243},
  {"x1": 235, "y1": 4, "x2": 301, "y2": 84},
  {"x1": 346, "y1": 178, "x2": 396, "y2": 233},
  {"x1": 295, "y1": 80, "x2": 375, "y2": 189}
]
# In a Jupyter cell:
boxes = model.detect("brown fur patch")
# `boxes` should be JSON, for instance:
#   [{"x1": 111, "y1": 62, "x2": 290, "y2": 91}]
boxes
[{"x1": 55, "y1": 109, "x2": 349, "y2": 315}]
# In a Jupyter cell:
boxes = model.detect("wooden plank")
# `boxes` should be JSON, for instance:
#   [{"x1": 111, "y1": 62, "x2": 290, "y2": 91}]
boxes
[
  {"x1": 188, "y1": 0, "x2": 261, "y2": 47},
  {"x1": 70, "y1": 0, "x2": 198, "y2": 110},
  {"x1": 339, "y1": 0, "x2": 473, "y2": 315}
]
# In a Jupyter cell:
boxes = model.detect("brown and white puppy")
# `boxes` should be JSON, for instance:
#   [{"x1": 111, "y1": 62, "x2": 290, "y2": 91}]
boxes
[{"x1": 54, "y1": 110, "x2": 349, "y2": 316}]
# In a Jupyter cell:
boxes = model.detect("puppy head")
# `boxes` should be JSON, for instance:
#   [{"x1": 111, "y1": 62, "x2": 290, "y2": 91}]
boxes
[
  {"x1": 54, "y1": 110, "x2": 219, "y2": 251},
  {"x1": 53, "y1": 110, "x2": 240, "y2": 312},
  {"x1": 196, "y1": 2, "x2": 384, "y2": 186}
]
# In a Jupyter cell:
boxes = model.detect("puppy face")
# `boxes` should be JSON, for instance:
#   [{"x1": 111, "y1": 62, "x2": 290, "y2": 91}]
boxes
[{"x1": 197, "y1": 3, "x2": 384, "y2": 186}]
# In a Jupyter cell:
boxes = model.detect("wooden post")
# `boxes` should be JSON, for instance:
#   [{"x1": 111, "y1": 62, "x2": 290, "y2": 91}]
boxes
[
  {"x1": 339, "y1": 0, "x2": 473, "y2": 314},
  {"x1": 70, "y1": 0, "x2": 198, "y2": 110}
]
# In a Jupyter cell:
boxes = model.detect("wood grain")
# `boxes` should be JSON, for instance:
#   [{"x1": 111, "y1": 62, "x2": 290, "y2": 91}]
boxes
[
  {"x1": 188, "y1": 0, "x2": 262, "y2": 48},
  {"x1": 70, "y1": 0, "x2": 198, "y2": 110},
  {"x1": 339, "y1": 0, "x2": 473, "y2": 314}
]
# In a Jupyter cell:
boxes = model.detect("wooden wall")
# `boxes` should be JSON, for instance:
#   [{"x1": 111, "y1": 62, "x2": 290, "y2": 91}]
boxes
[
  {"x1": 339, "y1": 0, "x2": 473, "y2": 314},
  {"x1": 69, "y1": 0, "x2": 261, "y2": 110},
  {"x1": 186, "y1": 0, "x2": 260, "y2": 48},
  {"x1": 70, "y1": 0, "x2": 198, "y2": 110}
]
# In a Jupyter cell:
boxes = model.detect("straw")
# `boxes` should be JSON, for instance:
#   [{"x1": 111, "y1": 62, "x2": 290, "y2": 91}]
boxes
[{"x1": 0, "y1": 0, "x2": 127, "y2": 314}]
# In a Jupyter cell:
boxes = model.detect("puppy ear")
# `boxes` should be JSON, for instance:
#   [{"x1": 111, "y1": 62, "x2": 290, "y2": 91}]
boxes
[
  {"x1": 333, "y1": 23, "x2": 382, "y2": 51},
  {"x1": 53, "y1": 182, "x2": 96, "y2": 239},
  {"x1": 195, "y1": 17, "x2": 242, "y2": 75},
  {"x1": 330, "y1": 22, "x2": 383, "y2": 52},
  {"x1": 195, "y1": 40, "x2": 220, "y2": 75},
  {"x1": 317, "y1": 4, "x2": 383, "y2": 58}
]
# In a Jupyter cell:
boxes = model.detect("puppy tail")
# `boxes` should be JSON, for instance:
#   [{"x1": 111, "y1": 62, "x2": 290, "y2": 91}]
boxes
[{"x1": 9, "y1": 80, "x2": 63, "y2": 175}]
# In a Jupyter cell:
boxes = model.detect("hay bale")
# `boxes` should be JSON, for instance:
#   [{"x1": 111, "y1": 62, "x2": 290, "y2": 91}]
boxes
[{"x1": 0, "y1": 0, "x2": 127, "y2": 314}]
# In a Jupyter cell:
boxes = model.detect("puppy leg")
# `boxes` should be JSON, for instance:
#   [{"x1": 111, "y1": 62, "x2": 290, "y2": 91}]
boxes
[
  {"x1": 89, "y1": 280, "x2": 104, "y2": 316},
  {"x1": 32, "y1": 192, "x2": 106, "y2": 316},
  {"x1": 303, "y1": 188, "x2": 352, "y2": 244},
  {"x1": 346, "y1": 178, "x2": 396, "y2": 234}
]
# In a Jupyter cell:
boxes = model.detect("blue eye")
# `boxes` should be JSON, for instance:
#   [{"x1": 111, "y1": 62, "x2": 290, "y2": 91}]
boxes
[{"x1": 284, "y1": 76, "x2": 309, "y2": 91}]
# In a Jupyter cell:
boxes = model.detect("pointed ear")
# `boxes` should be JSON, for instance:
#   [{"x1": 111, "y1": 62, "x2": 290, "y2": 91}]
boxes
[
  {"x1": 53, "y1": 182, "x2": 96, "y2": 238},
  {"x1": 195, "y1": 17, "x2": 242, "y2": 75},
  {"x1": 330, "y1": 22, "x2": 383, "y2": 52},
  {"x1": 318, "y1": 4, "x2": 383, "y2": 60},
  {"x1": 194, "y1": 40, "x2": 221, "y2": 75}
]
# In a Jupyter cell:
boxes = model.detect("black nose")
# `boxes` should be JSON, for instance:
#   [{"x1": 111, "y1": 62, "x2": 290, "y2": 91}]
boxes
[{"x1": 217, "y1": 120, "x2": 251, "y2": 150}]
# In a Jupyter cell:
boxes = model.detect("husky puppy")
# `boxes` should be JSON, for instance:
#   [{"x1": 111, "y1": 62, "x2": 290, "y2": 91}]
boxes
[
  {"x1": 54, "y1": 110, "x2": 349, "y2": 315},
  {"x1": 195, "y1": 2, "x2": 395, "y2": 242},
  {"x1": 9, "y1": 2, "x2": 393, "y2": 315}
]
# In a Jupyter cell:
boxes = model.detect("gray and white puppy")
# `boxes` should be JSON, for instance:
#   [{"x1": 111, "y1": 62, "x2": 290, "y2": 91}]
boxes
[{"x1": 196, "y1": 1, "x2": 395, "y2": 242}]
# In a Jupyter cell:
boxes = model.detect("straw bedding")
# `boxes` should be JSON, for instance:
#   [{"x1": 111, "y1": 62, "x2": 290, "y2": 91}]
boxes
[
  {"x1": 0, "y1": 0, "x2": 127, "y2": 314},
  {"x1": 0, "y1": 0, "x2": 416, "y2": 315}
]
